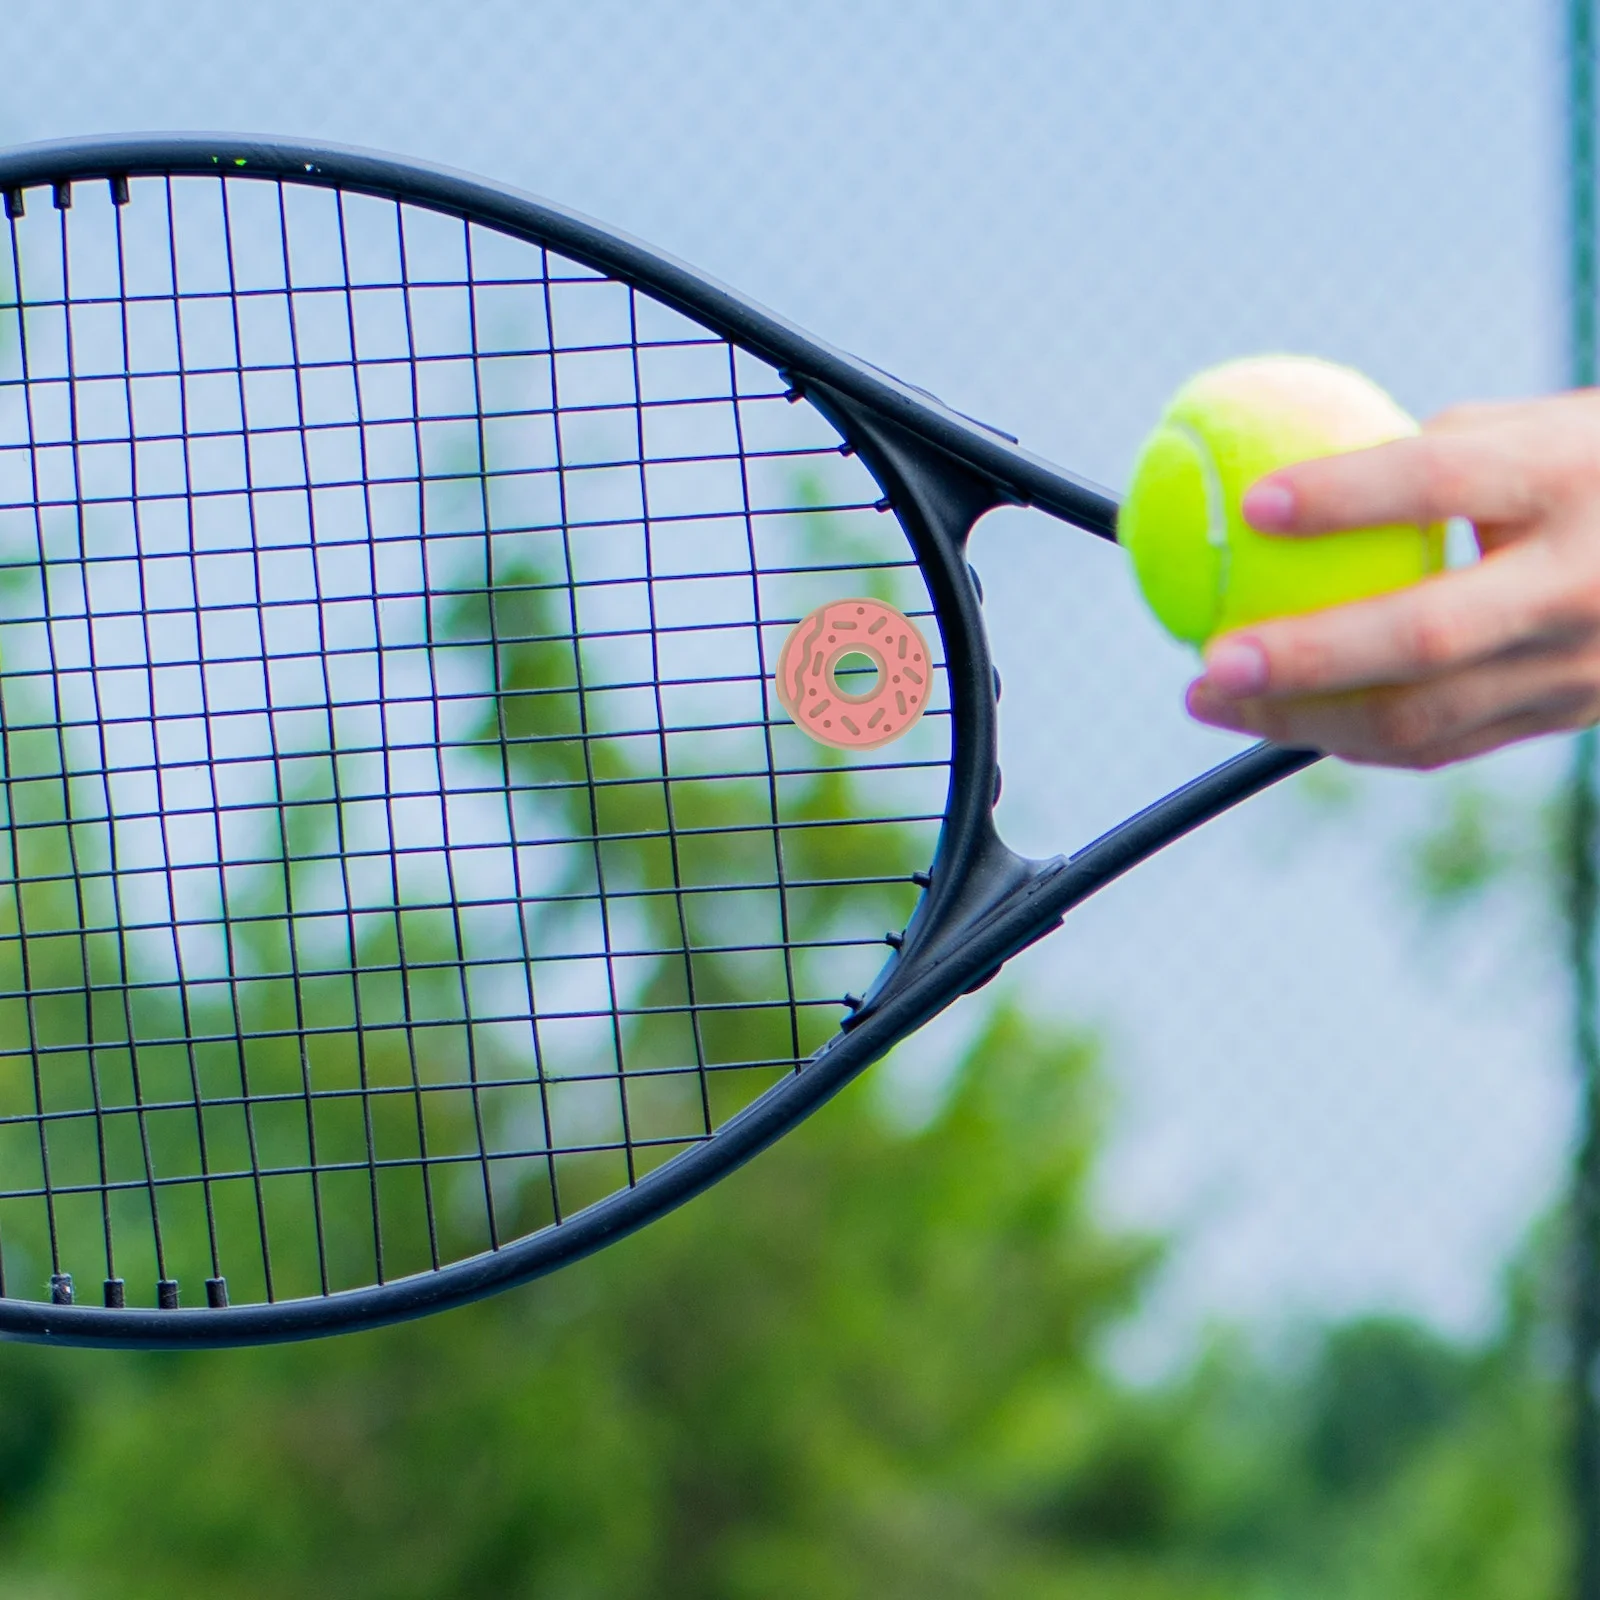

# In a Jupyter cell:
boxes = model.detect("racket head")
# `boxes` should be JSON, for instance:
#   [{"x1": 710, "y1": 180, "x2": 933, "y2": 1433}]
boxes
[
  {"x1": 0, "y1": 134, "x2": 1080, "y2": 1345},
  {"x1": 0, "y1": 136, "x2": 1307, "y2": 1348}
]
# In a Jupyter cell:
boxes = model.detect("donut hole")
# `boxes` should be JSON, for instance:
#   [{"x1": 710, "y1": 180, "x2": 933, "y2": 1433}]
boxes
[{"x1": 831, "y1": 650, "x2": 881, "y2": 701}]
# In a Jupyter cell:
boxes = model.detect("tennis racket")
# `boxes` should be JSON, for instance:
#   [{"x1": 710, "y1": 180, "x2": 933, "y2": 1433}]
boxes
[{"x1": 0, "y1": 134, "x2": 1315, "y2": 1346}]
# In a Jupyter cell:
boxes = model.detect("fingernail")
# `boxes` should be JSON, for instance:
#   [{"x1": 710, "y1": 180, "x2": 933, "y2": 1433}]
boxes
[
  {"x1": 1185, "y1": 680, "x2": 1248, "y2": 730},
  {"x1": 1202, "y1": 636, "x2": 1269, "y2": 697},
  {"x1": 1242, "y1": 480, "x2": 1295, "y2": 531}
]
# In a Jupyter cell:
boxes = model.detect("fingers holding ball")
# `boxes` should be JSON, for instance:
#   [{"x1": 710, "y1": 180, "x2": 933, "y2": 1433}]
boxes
[{"x1": 1117, "y1": 355, "x2": 1447, "y2": 650}]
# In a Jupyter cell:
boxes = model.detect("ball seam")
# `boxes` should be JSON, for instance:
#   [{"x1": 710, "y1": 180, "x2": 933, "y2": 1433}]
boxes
[{"x1": 1168, "y1": 418, "x2": 1230, "y2": 643}]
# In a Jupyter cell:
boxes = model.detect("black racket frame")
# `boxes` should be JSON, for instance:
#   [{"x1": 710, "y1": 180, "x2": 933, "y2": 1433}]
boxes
[{"x1": 0, "y1": 134, "x2": 1315, "y2": 1346}]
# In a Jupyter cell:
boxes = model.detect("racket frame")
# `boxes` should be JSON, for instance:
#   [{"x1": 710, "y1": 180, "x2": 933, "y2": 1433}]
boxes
[{"x1": 0, "y1": 134, "x2": 1313, "y2": 1346}]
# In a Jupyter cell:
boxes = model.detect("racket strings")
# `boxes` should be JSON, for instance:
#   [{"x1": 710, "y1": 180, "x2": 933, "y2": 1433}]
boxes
[{"x1": 0, "y1": 171, "x2": 950, "y2": 1310}]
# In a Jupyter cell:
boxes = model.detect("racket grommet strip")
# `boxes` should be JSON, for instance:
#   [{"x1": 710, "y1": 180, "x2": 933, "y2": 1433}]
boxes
[
  {"x1": 912, "y1": 870, "x2": 932, "y2": 888},
  {"x1": 2, "y1": 188, "x2": 21, "y2": 219},
  {"x1": 884, "y1": 931, "x2": 904, "y2": 949},
  {"x1": 109, "y1": 174, "x2": 130, "y2": 205},
  {"x1": 103, "y1": 1278, "x2": 126, "y2": 1309},
  {"x1": 157, "y1": 1280, "x2": 180, "y2": 1311},
  {"x1": 51, "y1": 181, "x2": 70, "y2": 210},
  {"x1": 49, "y1": 1274, "x2": 73, "y2": 1307},
  {"x1": 205, "y1": 1278, "x2": 229, "y2": 1310}
]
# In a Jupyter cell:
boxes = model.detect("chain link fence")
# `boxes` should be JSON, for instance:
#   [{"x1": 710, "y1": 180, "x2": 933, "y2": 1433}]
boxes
[
  {"x1": 0, "y1": 0, "x2": 1582, "y2": 1588},
  {"x1": 0, "y1": 0, "x2": 1568, "y2": 1379}
]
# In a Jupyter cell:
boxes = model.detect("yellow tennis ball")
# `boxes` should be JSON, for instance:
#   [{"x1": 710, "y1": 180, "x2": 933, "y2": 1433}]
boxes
[{"x1": 1117, "y1": 354, "x2": 1446, "y2": 647}]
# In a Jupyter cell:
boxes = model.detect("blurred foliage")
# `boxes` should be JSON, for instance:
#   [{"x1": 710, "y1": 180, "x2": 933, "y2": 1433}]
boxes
[
  {"x1": 1412, "y1": 784, "x2": 1520, "y2": 908},
  {"x1": 0, "y1": 301, "x2": 1564, "y2": 1592},
  {"x1": 1405, "y1": 769, "x2": 1583, "y2": 931},
  {"x1": 0, "y1": 1000, "x2": 1567, "y2": 1599}
]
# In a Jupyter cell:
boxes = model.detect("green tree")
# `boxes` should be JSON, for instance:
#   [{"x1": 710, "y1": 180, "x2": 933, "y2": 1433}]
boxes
[{"x1": 0, "y1": 1004, "x2": 1172, "y2": 1600}]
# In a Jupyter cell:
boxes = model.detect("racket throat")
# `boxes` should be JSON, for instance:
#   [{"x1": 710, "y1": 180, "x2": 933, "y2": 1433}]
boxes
[{"x1": 841, "y1": 844, "x2": 1069, "y2": 1032}]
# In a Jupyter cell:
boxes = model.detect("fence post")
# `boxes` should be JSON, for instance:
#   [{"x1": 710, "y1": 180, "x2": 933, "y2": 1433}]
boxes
[{"x1": 1567, "y1": 5, "x2": 1600, "y2": 1595}]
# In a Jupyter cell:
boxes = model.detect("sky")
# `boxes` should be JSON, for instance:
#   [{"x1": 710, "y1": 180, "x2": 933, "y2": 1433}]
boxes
[{"x1": 0, "y1": 0, "x2": 1576, "y2": 1349}]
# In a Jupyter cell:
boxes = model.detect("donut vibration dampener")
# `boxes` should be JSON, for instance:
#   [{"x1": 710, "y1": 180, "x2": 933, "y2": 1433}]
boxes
[{"x1": 774, "y1": 599, "x2": 933, "y2": 751}]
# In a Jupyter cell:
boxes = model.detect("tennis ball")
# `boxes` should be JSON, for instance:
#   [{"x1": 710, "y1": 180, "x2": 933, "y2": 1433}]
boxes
[{"x1": 1117, "y1": 355, "x2": 1446, "y2": 647}]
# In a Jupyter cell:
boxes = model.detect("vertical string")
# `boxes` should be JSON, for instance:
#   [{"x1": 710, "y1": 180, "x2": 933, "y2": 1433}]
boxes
[
  {"x1": 5, "y1": 194, "x2": 65, "y2": 1290},
  {"x1": 729, "y1": 348, "x2": 802, "y2": 1077},
  {"x1": 536, "y1": 256, "x2": 636, "y2": 1190},
  {"x1": 625, "y1": 288, "x2": 711, "y2": 1134},
  {"x1": 111, "y1": 181, "x2": 171, "y2": 1302},
  {"x1": 160, "y1": 176, "x2": 224, "y2": 1301},
  {"x1": 460, "y1": 218, "x2": 559, "y2": 1230},
  {"x1": 272, "y1": 176, "x2": 333, "y2": 1296},
  {"x1": 54, "y1": 183, "x2": 120, "y2": 1296}
]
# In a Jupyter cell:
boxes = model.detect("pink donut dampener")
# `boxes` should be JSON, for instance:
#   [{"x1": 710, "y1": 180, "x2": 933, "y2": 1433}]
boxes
[{"x1": 774, "y1": 598, "x2": 933, "y2": 752}]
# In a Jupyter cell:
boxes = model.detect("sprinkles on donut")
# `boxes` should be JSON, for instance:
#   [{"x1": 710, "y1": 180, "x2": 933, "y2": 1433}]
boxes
[{"x1": 773, "y1": 598, "x2": 932, "y2": 752}]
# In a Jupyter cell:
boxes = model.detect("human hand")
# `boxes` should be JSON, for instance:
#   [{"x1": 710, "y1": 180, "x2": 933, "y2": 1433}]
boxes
[{"x1": 1184, "y1": 390, "x2": 1600, "y2": 768}]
